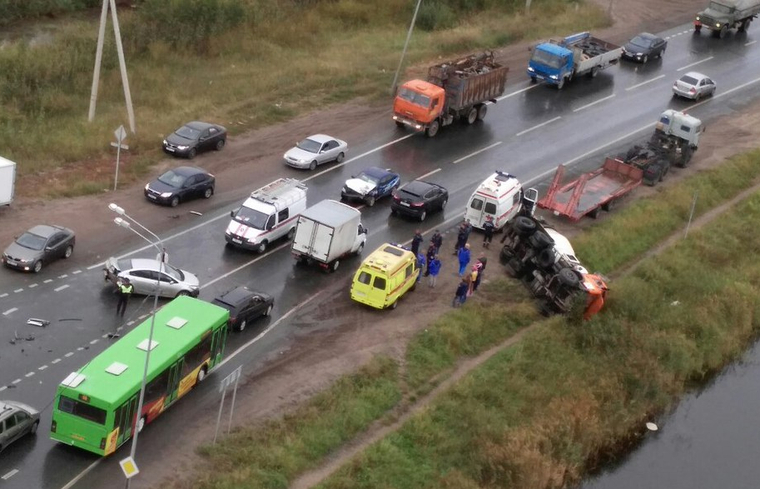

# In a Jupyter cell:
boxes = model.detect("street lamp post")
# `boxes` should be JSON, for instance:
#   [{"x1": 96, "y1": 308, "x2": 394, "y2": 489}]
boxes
[
  {"x1": 109, "y1": 203, "x2": 164, "y2": 489},
  {"x1": 390, "y1": 0, "x2": 423, "y2": 94}
]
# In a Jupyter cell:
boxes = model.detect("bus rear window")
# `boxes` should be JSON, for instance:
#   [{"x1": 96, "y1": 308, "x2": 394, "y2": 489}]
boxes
[{"x1": 58, "y1": 396, "x2": 107, "y2": 425}]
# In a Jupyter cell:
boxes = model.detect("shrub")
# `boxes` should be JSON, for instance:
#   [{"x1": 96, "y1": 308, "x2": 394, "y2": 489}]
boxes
[{"x1": 416, "y1": 2, "x2": 457, "y2": 31}]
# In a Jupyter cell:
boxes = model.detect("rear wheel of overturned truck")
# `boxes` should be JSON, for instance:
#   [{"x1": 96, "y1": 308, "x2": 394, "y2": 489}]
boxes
[
  {"x1": 514, "y1": 216, "x2": 537, "y2": 237},
  {"x1": 426, "y1": 120, "x2": 440, "y2": 138},
  {"x1": 529, "y1": 231, "x2": 553, "y2": 250},
  {"x1": 558, "y1": 268, "x2": 581, "y2": 288},
  {"x1": 507, "y1": 257, "x2": 525, "y2": 279}
]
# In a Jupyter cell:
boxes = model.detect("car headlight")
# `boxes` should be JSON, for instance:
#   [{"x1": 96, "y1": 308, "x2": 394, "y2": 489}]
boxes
[
  {"x1": 550, "y1": 75, "x2": 558, "y2": 80},
  {"x1": 283, "y1": 153, "x2": 288, "y2": 159},
  {"x1": 145, "y1": 183, "x2": 150, "y2": 191},
  {"x1": 696, "y1": 15, "x2": 700, "y2": 21},
  {"x1": 716, "y1": 22, "x2": 721, "y2": 27},
  {"x1": 636, "y1": 53, "x2": 643, "y2": 56},
  {"x1": 527, "y1": 67, "x2": 535, "y2": 72},
  {"x1": 162, "y1": 139, "x2": 168, "y2": 145},
  {"x1": 161, "y1": 192, "x2": 173, "y2": 198}
]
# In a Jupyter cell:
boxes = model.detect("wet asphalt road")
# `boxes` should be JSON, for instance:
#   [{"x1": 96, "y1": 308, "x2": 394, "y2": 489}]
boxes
[{"x1": 1, "y1": 22, "x2": 760, "y2": 489}]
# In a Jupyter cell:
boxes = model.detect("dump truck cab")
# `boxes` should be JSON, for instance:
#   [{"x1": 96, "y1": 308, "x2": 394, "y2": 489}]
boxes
[{"x1": 392, "y1": 80, "x2": 445, "y2": 130}]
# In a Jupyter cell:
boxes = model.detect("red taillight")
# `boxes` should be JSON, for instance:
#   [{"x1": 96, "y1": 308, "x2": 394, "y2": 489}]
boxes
[
  {"x1": 393, "y1": 194, "x2": 400, "y2": 201},
  {"x1": 689, "y1": 87, "x2": 696, "y2": 93},
  {"x1": 411, "y1": 201, "x2": 424, "y2": 207}
]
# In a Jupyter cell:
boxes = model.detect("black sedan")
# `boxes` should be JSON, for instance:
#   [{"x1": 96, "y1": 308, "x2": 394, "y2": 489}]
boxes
[
  {"x1": 390, "y1": 180, "x2": 448, "y2": 222},
  {"x1": 2, "y1": 224, "x2": 75, "y2": 273},
  {"x1": 622, "y1": 33, "x2": 667, "y2": 63},
  {"x1": 144, "y1": 166, "x2": 215, "y2": 207},
  {"x1": 163, "y1": 121, "x2": 227, "y2": 159},
  {"x1": 210, "y1": 286, "x2": 274, "y2": 332}
]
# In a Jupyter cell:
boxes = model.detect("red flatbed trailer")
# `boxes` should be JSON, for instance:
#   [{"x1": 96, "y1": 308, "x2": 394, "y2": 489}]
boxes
[{"x1": 538, "y1": 158, "x2": 643, "y2": 221}]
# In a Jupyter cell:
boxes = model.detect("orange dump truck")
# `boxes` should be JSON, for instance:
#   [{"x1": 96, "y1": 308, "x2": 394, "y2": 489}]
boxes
[{"x1": 392, "y1": 52, "x2": 509, "y2": 137}]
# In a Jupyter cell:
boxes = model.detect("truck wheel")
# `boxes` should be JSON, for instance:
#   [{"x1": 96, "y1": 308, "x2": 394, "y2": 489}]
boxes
[
  {"x1": 513, "y1": 216, "x2": 537, "y2": 236},
  {"x1": 717, "y1": 25, "x2": 728, "y2": 38},
  {"x1": 330, "y1": 260, "x2": 340, "y2": 272},
  {"x1": 590, "y1": 66, "x2": 600, "y2": 78},
  {"x1": 426, "y1": 120, "x2": 440, "y2": 138},
  {"x1": 356, "y1": 242, "x2": 364, "y2": 255},
  {"x1": 602, "y1": 199, "x2": 617, "y2": 212},
  {"x1": 739, "y1": 19, "x2": 751, "y2": 32},
  {"x1": 476, "y1": 104, "x2": 488, "y2": 121},
  {"x1": 557, "y1": 77, "x2": 565, "y2": 90},
  {"x1": 642, "y1": 55, "x2": 648, "y2": 64},
  {"x1": 679, "y1": 146, "x2": 694, "y2": 168},
  {"x1": 465, "y1": 107, "x2": 478, "y2": 125},
  {"x1": 508, "y1": 258, "x2": 525, "y2": 279},
  {"x1": 500, "y1": 245, "x2": 514, "y2": 265},
  {"x1": 287, "y1": 227, "x2": 296, "y2": 240},
  {"x1": 537, "y1": 248, "x2": 555, "y2": 270},
  {"x1": 558, "y1": 268, "x2": 580, "y2": 287},
  {"x1": 588, "y1": 207, "x2": 602, "y2": 219},
  {"x1": 530, "y1": 231, "x2": 553, "y2": 250}
]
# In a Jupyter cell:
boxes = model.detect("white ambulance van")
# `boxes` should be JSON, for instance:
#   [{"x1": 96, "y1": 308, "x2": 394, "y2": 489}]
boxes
[
  {"x1": 465, "y1": 171, "x2": 536, "y2": 230},
  {"x1": 225, "y1": 178, "x2": 307, "y2": 253}
]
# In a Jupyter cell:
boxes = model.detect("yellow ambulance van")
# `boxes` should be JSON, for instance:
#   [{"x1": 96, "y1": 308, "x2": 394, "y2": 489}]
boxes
[{"x1": 350, "y1": 243, "x2": 419, "y2": 310}]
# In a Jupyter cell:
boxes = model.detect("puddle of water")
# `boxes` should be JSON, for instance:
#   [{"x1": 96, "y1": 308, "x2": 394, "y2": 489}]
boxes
[{"x1": 580, "y1": 340, "x2": 760, "y2": 489}]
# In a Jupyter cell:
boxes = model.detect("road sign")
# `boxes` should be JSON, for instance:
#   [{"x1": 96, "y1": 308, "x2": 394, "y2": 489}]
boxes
[
  {"x1": 218, "y1": 366, "x2": 242, "y2": 393},
  {"x1": 119, "y1": 456, "x2": 140, "y2": 478},
  {"x1": 114, "y1": 124, "x2": 127, "y2": 143},
  {"x1": 110, "y1": 142, "x2": 129, "y2": 150}
]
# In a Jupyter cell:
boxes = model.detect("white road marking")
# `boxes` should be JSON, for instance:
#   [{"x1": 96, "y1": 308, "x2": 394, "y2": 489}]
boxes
[
  {"x1": 102, "y1": 334, "x2": 109, "y2": 338},
  {"x1": 13, "y1": 288, "x2": 22, "y2": 293},
  {"x1": 453, "y1": 142, "x2": 503, "y2": 164},
  {"x1": 64, "y1": 352, "x2": 74, "y2": 357},
  {"x1": 573, "y1": 94, "x2": 616, "y2": 112},
  {"x1": 3, "y1": 307, "x2": 17, "y2": 316},
  {"x1": 0, "y1": 293, "x2": 7, "y2": 298},
  {"x1": 516, "y1": 116, "x2": 561, "y2": 137},
  {"x1": 202, "y1": 241, "x2": 291, "y2": 290},
  {"x1": 89, "y1": 339, "x2": 99, "y2": 345},
  {"x1": 60, "y1": 460, "x2": 101, "y2": 489},
  {"x1": 496, "y1": 84, "x2": 538, "y2": 101},
  {"x1": 746, "y1": 40, "x2": 757, "y2": 46},
  {"x1": 682, "y1": 30, "x2": 690, "y2": 34},
  {"x1": 72, "y1": 270, "x2": 82, "y2": 274},
  {"x1": 127, "y1": 321, "x2": 135, "y2": 326},
  {"x1": 58, "y1": 274, "x2": 68, "y2": 279},
  {"x1": 416, "y1": 168, "x2": 441, "y2": 180},
  {"x1": 117, "y1": 326, "x2": 123, "y2": 331},
  {"x1": 677, "y1": 56, "x2": 714, "y2": 71},
  {"x1": 54, "y1": 284, "x2": 69, "y2": 292},
  {"x1": 301, "y1": 134, "x2": 416, "y2": 182},
  {"x1": 626, "y1": 74, "x2": 666, "y2": 91},
  {"x1": 25, "y1": 372, "x2": 34, "y2": 378},
  {"x1": 0, "y1": 386, "x2": 6, "y2": 392},
  {"x1": 2, "y1": 469, "x2": 19, "y2": 480},
  {"x1": 665, "y1": 36, "x2": 671, "y2": 40},
  {"x1": 77, "y1": 347, "x2": 84, "y2": 351},
  {"x1": 11, "y1": 379, "x2": 21, "y2": 384},
  {"x1": 43, "y1": 279, "x2": 53, "y2": 283},
  {"x1": 28, "y1": 283, "x2": 38, "y2": 288},
  {"x1": 39, "y1": 365, "x2": 48, "y2": 371},
  {"x1": 52, "y1": 358, "x2": 61, "y2": 364}
]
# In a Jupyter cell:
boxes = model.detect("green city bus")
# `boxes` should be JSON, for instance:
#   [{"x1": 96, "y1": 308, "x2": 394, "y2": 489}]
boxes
[{"x1": 50, "y1": 296, "x2": 229, "y2": 456}]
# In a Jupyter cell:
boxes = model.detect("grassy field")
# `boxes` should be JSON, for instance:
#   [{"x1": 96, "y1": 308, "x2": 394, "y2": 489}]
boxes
[
  {"x1": 167, "y1": 150, "x2": 760, "y2": 488},
  {"x1": 0, "y1": 0, "x2": 609, "y2": 198}
]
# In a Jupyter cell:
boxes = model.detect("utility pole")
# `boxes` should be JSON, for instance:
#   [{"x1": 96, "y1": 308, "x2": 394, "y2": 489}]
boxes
[
  {"x1": 525, "y1": 0, "x2": 533, "y2": 12},
  {"x1": 390, "y1": 0, "x2": 423, "y2": 94},
  {"x1": 88, "y1": 0, "x2": 137, "y2": 134}
]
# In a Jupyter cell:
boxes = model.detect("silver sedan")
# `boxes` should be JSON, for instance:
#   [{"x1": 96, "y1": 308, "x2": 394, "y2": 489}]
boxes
[
  {"x1": 103, "y1": 257, "x2": 200, "y2": 298},
  {"x1": 0, "y1": 400, "x2": 40, "y2": 452},
  {"x1": 672, "y1": 72, "x2": 716, "y2": 100},
  {"x1": 283, "y1": 134, "x2": 347, "y2": 171}
]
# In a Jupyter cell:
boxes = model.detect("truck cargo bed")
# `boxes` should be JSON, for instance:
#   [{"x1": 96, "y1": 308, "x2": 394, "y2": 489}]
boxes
[
  {"x1": 538, "y1": 158, "x2": 643, "y2": 221},
  {"x1": 427, "y1": 52, "x2": 509, "y2": 110}
]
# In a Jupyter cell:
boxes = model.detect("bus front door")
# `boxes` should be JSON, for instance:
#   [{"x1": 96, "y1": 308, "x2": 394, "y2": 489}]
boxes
[
  {"x1": 166, "y1": 361, "x2": 181, "y2": 404},
  {"x1": 117, "y1": 394, "x2": 139, "y2": 446},
  {"x1": 210, "y1": 327, "x2": 227, "y2": 367}
]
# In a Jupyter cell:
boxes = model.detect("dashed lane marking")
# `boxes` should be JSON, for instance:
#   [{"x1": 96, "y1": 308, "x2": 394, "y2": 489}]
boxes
[
  {"x1": 28, "y1": 283, "x2": 38, "y2": 288},
  {"x1": 102, "y1": 334, "x2": 109, "y2": 338},
  {"x1": 58, "y1": 274, "x2": 68, "y2": 279},
  {"x1": 453, "y1": 142, "x2": 503, "y2": 164},
  {"x1": 52, "y1": 358, "x2": 61, "y2": 364},
  {"x1": 72, "y1": 270, "x2": 82, "y2": 274},
  {"x1": 0, "y1": 293, "x2": 7, "y2": 298},
  {"x1": 573, "y1": 94, "x2": 616, "y2": 112},
  {"x1": 38, "y1": 365, "x2": 48, "y2": 371},
  {"x1": 626, "y1": 74, "x2": 666, "y2": 91},
  {"x1": 746, "y1": 40, "x2": 757, "y2": 46},
  {"x1": 677, "y1": 56, "x2": 714, "y2": 71},
  {"x1": 90, "y1": 339, "x2": 99, "y2": 345},
  {"x1": 25, "y1": 372, "x2": 34, "y2": 378},
  {"x1": 43, "y1": 279, "x2": 53, "y2": 283},
  {"x1": 516, "y1": 116, "x2": 561, "y2": 137},
  {"x1": 64, "y1": 352, "x2": 74, "y2": 358},
  {"x1": 0, "y1": 386, "x2": 6, "y2": 392},
  {"x1": 2, "y1": 469, "x2": 19, "y2": 481},
  {"x1": 54, "y1": 284, "x2": 69, "y2": 292},
  {"x1": 13, "y1": 288, "x2": 22, "y2": 293},
  {"x1": 11, "y1": 379, "x2": 21, "y2": 384},
  {"x1": 3, "y1": 308, "x2": 17, "y2": 316},
  {"x1": 77, "y1": 347, "x2": 84, "y2": 351}
]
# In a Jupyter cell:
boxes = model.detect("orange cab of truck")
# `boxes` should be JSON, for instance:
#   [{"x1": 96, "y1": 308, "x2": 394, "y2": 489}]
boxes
[
  {"x1": 581, "y1": 273, "x2": 608, "y2": 320},
  {"x1": 392, "y1": 80, "x2": 444, "y2": 130}
]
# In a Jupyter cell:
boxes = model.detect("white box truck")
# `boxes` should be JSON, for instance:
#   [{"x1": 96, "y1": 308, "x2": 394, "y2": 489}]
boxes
[
  {"x1": 0, "y1": 156, "x2": 16, "y2": 206},
  {"x1": 292, "y1": 199, "x2": 368, "y2": 272}
]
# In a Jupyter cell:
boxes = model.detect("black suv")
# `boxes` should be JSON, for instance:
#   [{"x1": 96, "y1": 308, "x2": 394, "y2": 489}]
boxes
[{"x1": 210, "y1": 286, "x2": 274, "y2": 332}]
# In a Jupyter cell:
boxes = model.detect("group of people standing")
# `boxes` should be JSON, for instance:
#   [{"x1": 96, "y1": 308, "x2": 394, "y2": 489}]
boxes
[{"x1": 408, "y1": 217, "x2": 491, "y2": 308}]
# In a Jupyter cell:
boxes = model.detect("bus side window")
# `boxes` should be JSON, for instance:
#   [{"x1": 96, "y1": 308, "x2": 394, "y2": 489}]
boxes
[
  {"x1": 145, "y1": 369, "x2": 170, "y2": 404},
  {"x1": 184, "y1": 331, "x2": 213, "y2": 374}
]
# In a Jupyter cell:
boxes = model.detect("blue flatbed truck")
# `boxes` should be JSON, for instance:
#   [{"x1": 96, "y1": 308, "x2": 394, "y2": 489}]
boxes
[{"x1": 527, "y1": 32, "x2": 622, "y2": 89}]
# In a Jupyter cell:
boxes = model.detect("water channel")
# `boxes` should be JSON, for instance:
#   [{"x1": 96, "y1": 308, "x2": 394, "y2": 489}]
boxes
[{"x1": 580, "y1": 340, "x2": 760, "y2": 489}]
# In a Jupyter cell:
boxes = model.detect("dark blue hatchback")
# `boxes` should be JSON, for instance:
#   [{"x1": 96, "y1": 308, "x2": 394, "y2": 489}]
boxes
[{"x1": 341, "y1": 167, "x2": 400, "y2": 207}]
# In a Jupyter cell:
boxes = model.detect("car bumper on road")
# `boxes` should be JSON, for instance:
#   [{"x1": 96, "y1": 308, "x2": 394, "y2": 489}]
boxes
[
  {"x1": 163, "y1": 145, "x2": 193, "y2": 157},
  {"x1": 225, "y1": 233, "x2": 261, "y2": 250},
  {"x1": 392, "y1": 115, "x2": 425, "y2": 131},
  {"x1": 672, "y1": 87, "x2": 697, "y2": 99},
  {"x1": 2, "y1": 258, "x2": 33, "y2": 271},
  {"x1": 341, "y1": 190, "x2": 368, "y2": 203},
  {"x1": 390, "y1": 202, "x2": 425, "y2": 218},
  {"x1": 283, "y1": 158, "x2": 312, "y2": 169},
  {"x1": 144, "y1": 189, "x2": 173, "y2": 205},
  {"x1": 622, "y1": 52, "x2": 647, "y2": 62}
]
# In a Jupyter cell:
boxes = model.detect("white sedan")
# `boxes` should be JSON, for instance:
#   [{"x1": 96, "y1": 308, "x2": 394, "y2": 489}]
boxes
[{"x1": 284, "y1": 134, "x2": 347, "y2": 171}]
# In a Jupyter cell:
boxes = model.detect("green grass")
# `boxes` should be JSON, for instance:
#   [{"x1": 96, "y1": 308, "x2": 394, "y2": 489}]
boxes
[
  {"x1": 317, "y1": 157, "x2": 760, "y2": 489},
  {"x1": 1, "y1": 0, "x2": 609, "y2": 198}
]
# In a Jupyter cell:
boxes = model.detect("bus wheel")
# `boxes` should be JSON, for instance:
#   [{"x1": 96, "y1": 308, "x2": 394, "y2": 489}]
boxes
[
  {"x1": 137, "y1": 416, "x2": 146, "y2": 433},
  {"x1": 197, "y1": 366, "x2": 208, "y2": 384}
]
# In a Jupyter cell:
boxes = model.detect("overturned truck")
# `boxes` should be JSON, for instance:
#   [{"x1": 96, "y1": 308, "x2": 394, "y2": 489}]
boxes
[{"x1": 500, "y1": 215, "x2": 608, "y2": 320}]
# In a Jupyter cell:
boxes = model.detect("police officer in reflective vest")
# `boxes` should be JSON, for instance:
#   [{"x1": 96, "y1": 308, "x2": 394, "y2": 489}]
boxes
[{"x1": 116, "y1": 278, "x2": 134, "y2": 317}]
